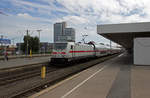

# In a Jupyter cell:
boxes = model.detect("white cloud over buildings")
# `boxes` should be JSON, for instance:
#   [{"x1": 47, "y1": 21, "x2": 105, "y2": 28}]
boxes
[{"x1": 1, "y1": 0, "x2": 150, "y2": 44}]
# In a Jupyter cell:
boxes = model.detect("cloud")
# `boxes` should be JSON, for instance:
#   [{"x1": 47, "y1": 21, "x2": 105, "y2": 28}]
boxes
[
  {"x1": 0, "y1": 14, "x2": 53, "y2": 43},
  {"x1": 17, "y1": 13, "x2": 52, "y2": 23},
  {"x1": 10, "y1": 0, "x2": 150, "y2": 24},
  {"x1": 1, "y1": 0, "x2": 150, "y2": 45},
  {"x1": 9, "y1": 0, "x2": 150, "y2": 23},
  {"x1": 17, "y1": 13, "x2": 33, "y2": 19},
  {"x1": 55, "y1": 15, "x2": 89, "y2": 26}
]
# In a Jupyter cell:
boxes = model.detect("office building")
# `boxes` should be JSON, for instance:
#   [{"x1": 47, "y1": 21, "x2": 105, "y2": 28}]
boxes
[
  {"x1": 64, "y1": 28, "x2": 75, "y2": 42},
  {"x1": 54, "y1": 22, "x2": 75, "y2": 42}
]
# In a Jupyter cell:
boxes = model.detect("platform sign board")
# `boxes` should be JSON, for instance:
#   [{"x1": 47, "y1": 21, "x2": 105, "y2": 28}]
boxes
[{"x1": 0, "y1": 38, "x2": 11, "y2": 44}]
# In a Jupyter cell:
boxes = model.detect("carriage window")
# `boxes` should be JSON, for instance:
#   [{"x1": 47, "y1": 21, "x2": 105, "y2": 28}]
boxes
[{"x1": 54, "y1": 43, "x2": 67, "y2": 49}]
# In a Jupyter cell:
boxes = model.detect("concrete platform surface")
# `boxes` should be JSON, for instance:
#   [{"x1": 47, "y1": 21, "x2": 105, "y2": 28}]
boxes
[
  {"x1": 31, "y1": 53, "x2": 150, "y2": 98},
  {"x1": 0, "y1": 54, "x2": 51, "y2": 60},
  {"x1": 0, "y1": 56, "x2": 50, "y2": 69}
]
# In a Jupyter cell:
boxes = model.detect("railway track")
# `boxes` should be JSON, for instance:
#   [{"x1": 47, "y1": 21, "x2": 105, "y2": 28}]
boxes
[
  {"x1": 0, "y1": 66, "x2": 58, "y2": 86},
  {"x1": 0, "y1": 54, "x2": 120, "y2": 98}
]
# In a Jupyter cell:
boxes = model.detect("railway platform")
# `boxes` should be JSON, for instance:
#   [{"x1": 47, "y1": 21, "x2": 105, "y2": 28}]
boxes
[
  {"x1": 31, "y1": 53, "x2": 150, "y2": 98},
  {"x1": 0, "y1": 56, "x2": 50, "y2": 69},
  {"x1": 0, "y1": 54, "x2": 51, "y2": 60}
]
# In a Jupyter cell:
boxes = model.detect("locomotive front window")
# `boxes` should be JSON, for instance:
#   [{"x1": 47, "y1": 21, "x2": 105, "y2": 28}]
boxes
[{"x1": 54, "y1": 43, "x2": 67, "y2": 49}]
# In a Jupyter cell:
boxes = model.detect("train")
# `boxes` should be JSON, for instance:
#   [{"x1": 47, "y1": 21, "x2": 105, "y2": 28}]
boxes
[{"x1": 51, "y1": 42, "x2": 121, "y2": 63}]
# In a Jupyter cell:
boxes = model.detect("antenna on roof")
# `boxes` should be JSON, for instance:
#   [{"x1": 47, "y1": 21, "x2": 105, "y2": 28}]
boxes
[{"x1": 81, "y1": 34, "x2": 88, "y2": 44}]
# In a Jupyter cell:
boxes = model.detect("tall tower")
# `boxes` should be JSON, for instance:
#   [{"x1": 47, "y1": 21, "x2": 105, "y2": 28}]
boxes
[{"x1": 54, "y1": 22, "x2": 67, "y2": 42}]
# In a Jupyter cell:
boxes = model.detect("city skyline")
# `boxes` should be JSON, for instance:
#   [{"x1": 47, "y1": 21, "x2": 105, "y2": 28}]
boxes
[{"x1": 1, "y1": 0, "x2": 150, "y2": 45}]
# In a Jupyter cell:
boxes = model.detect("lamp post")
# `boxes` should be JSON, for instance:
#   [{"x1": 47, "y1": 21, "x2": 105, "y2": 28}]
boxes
[
  {"x1": 37, "y1": 30, "x2": 42, "y2": 54},
  {"x1": 26, "y1": 30, "x2": 29, "y2": 55}
]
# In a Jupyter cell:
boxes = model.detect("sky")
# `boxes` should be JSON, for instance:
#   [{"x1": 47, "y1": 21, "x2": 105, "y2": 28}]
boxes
[{"x1": 0, "y1": 0, "x2": 150, "y2": 45}]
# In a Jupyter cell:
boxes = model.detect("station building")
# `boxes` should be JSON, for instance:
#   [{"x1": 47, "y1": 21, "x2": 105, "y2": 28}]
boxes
[{"x1": 97, "y1": 22, "x2": 150, "y2": 65}]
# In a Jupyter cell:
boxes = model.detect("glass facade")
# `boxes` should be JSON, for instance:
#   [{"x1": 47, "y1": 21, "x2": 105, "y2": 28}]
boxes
[{"x1": 54, "y1": 22, "x2": 75, "y2": 42}]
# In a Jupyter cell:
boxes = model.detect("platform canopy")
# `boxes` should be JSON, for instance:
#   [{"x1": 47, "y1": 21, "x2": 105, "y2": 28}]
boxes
[{"x1": 97, "y1": 22, "x2": 150, "y2": 49}]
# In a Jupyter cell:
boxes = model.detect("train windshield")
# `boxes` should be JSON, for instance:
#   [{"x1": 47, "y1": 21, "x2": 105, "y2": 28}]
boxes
[{"x1": 54, "y1": 43, "x2": 67, "y2": 50}]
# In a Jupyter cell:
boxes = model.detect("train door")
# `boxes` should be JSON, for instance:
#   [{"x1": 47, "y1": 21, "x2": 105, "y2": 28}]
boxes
[
  {"x1": 93, "y1": 45, "x2": 96, "y2": 57},
  {"x1": 71, "y1": 45, "x2": 75, "y2": 58}
]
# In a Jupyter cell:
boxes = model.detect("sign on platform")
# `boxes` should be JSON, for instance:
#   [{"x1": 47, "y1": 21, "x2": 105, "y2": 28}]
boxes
[{"x1": 0, "y1": 38, "x2": 11, "y2": 44}]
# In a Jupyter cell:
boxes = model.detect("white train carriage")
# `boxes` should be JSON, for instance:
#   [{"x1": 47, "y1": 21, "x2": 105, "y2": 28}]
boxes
[
  {"x1": 94, "y1": 43, "x2": 108, "y2": 57},
  {"x1": 51, "y1": 42, "x2": 95, "y2": 62},
  {"x1": 71, "y1": 43, "x2": 95, "y2": 59},
  {"x1": 51, "y1": 42, "x2": 120, "y2": 63},
  {"x1": 105, "y1": 44, "x2": 112, "y2": 55},
  {"x1": 111, "y1": 47, "x2": 122, "y2": 54}
]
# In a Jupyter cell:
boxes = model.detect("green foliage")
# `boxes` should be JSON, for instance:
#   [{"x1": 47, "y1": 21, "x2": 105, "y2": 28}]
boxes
[{"x1": 21, "y1": 35, "x2": 39, "y2": 54}]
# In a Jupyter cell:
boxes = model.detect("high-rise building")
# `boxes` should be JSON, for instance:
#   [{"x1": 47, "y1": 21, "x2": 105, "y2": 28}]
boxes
[
  {"x1": 54, "y1": 23, "x2": 62, "y2": 42},
  {"x1": 54, "y1": 22, "x2": 75, "y2": 42},
  {"x1": 62, "y1": 22, "x2": 67, "y2": 35},
  {"x1": 64, "y1": 28, "x2": 75, "y2": 42},
  {"x1": 54, "y1": 22, "x2": 66, "y2": 42}
]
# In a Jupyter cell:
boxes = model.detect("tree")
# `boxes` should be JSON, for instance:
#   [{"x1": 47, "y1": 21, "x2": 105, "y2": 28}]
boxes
[
  {"x1": 33, "y1": 36, "x2": 39, "y2": 52},
  {"x1": 21, "y1": 35, "x2": 39, "y2": 54}
]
